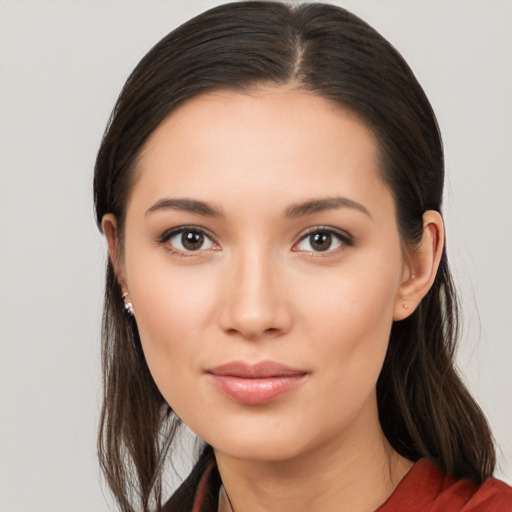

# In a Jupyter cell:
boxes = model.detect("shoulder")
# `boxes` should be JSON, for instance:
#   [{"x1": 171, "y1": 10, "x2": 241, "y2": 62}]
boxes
[
  {"x1": 457, "y1": 478, "x2": 512, "y2": 512},
  {"x1": 378, "y1": 459, "x2": 512, "y2": 512}
]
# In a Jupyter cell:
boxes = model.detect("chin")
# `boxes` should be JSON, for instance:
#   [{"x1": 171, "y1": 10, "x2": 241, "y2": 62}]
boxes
[
  {"x1": 200, "y1": 416, "x2": 341, "y2": 464},
  {"x1": 214, "y1": 436, "x2": 308, "y2": 463}
]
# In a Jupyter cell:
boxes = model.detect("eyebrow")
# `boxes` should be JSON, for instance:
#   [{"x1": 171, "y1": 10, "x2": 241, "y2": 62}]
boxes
[
  {"x1": 285, "y1": 197, "x2": 371, "y2": 219},
  {"x1": 145, "y1": 196, "x2": 371, "y2": 219},
  {"x1": 145, "y1": 198, "x2": 223, "y2": 217}
]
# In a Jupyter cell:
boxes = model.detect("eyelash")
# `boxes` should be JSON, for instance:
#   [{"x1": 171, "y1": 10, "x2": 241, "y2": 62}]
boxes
[{"x1": 156, "y1": 226, "x2": 354, "y2": 256}]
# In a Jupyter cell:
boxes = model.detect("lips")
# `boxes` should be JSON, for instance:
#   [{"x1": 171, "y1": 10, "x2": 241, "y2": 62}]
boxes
[{"x1": 206, "y1": 361, "x2": 308, "y2": 405}]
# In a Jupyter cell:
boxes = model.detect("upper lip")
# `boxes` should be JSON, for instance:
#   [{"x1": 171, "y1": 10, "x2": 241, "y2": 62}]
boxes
[{"x1": 206, "y1": 360, "x2": 307, "y2": 378}]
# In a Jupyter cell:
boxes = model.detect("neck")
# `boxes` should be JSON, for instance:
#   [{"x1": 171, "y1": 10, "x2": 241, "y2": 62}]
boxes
[{"x1": 214, "y1": 398, "x2": 413, "y2": 512}]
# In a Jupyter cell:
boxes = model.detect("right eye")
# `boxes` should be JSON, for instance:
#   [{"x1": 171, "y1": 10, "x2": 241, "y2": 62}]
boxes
[{"x1": 159, "y1": 227, "x2": 217, "y2": 254}]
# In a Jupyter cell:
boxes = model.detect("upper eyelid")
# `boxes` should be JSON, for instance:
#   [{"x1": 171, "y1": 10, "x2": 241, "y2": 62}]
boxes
[
  {"x1": 157, "y1": 225, "x2": 218, "y2": 243},
  {"x1": 296, "y1": 225, "x2": 353, "y2": 243}
]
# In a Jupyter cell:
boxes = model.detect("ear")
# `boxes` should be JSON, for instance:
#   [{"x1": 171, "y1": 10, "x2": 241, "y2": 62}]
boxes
[
  {"x1": 101, "y1": 213, "x2": 127, "y2": 289},
  {"x1": 393, "y1": 210, "x2": 444, "y2": 321}
]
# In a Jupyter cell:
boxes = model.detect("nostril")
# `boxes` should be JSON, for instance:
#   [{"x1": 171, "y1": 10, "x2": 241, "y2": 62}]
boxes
[{"x1": 224, "y1": 325, "x2": 281, "y2": 341}]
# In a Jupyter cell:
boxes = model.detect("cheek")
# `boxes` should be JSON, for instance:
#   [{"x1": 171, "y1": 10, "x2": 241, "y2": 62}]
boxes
[
  {"x1": 125, "y1": 258, "x2": 219, "y2": 401},
  {"x1": 135, "y1": 273, "x2": 213, "y2": 337},
  {"x1": 300, "y1": 254, "x2": 401, "y2": 342},
  {"x1": 128, "y1": 244, "x2": 217, "y2": 329},
  {"x1": 296, "y1": 252, "x2": 402, "y2": 397}
]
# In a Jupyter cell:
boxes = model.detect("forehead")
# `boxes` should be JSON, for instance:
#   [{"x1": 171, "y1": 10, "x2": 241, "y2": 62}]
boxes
[
  {"x1": 130, "y1": 86, "x2": 390, "y2": 216},
  {"x1": 141, "y1": 85, "x2": 376, "y2": 158}
]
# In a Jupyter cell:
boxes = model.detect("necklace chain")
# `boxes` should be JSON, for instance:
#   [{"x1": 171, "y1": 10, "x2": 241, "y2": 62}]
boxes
[{"x1": 218, "y1": 484, "x2": 234, "y2": 512}]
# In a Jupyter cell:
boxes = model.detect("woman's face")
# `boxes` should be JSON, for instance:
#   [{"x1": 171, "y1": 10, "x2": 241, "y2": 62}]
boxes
[{"x1": 115, "y1": 87, "x2": 411, "y2": 461}]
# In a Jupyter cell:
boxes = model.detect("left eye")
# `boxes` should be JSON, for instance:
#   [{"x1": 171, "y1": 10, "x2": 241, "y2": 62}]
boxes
[
  {"x1": 166, "y1": 229, "x2": 216, "y2": 252},
  {"x1": 294, "y1": 229, "x2": 346, "y2": 253}
]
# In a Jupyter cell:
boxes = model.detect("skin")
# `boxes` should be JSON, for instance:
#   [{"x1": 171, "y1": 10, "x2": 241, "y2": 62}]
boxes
[{"x1": 103, "y1": 86, "x2": 444, "y2": 512}]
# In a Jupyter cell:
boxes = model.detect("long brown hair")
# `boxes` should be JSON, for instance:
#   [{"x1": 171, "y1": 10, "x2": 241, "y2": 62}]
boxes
[{"x1": 94, "y1": 2, "x2": 495, "y2": 511}]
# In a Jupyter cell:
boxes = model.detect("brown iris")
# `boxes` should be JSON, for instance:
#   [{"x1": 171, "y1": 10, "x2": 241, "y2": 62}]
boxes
[
  {"x1": 181, "y1": 231, "x2": 205, "y2": 251},
  {"x1": 310, "y1": 232, "x2": 332, "y2": 251}
]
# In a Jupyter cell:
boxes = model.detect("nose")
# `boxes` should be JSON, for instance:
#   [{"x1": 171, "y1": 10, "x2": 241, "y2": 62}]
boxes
[{"x1": 218, "y1": 248, "x2": 293, "y2": 341}]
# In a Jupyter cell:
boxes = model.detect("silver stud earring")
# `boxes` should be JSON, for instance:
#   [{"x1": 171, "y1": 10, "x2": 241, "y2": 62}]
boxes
[{"x1": 122, "y1": 292, "x2": 134, "y2": 317}]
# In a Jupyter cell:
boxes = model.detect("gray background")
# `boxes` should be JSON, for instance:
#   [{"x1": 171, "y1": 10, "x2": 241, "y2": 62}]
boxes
[{"x1": 1, "y1": 1, "x2": 511, "y2": 510}]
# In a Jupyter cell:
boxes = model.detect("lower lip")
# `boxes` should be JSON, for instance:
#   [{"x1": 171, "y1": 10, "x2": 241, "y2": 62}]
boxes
[{"x1": 208, "y1": 374, "x2": 307, "y2": 405}]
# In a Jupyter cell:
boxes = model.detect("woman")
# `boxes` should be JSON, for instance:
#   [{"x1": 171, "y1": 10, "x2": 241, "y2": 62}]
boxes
[{"x1": 93, "y1": 2, "x2": 512, "y2": 511}]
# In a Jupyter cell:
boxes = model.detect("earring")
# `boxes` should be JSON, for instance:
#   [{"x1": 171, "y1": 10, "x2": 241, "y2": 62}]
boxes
[
  {"x1": 402, "y1": 304, "x2": 410, "y2": 310},
  {"x1": 122, "y1": 292, "x2": 134, "y2": 317}
]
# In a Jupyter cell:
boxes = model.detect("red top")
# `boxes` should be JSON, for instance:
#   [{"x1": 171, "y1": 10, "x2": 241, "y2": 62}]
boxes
[
  {"x1": 377, "y1": 459, "x2": 512, "y2": 512},
  {"x1": 191, "y1": 459, "x2": 512, "y2": 511}
]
